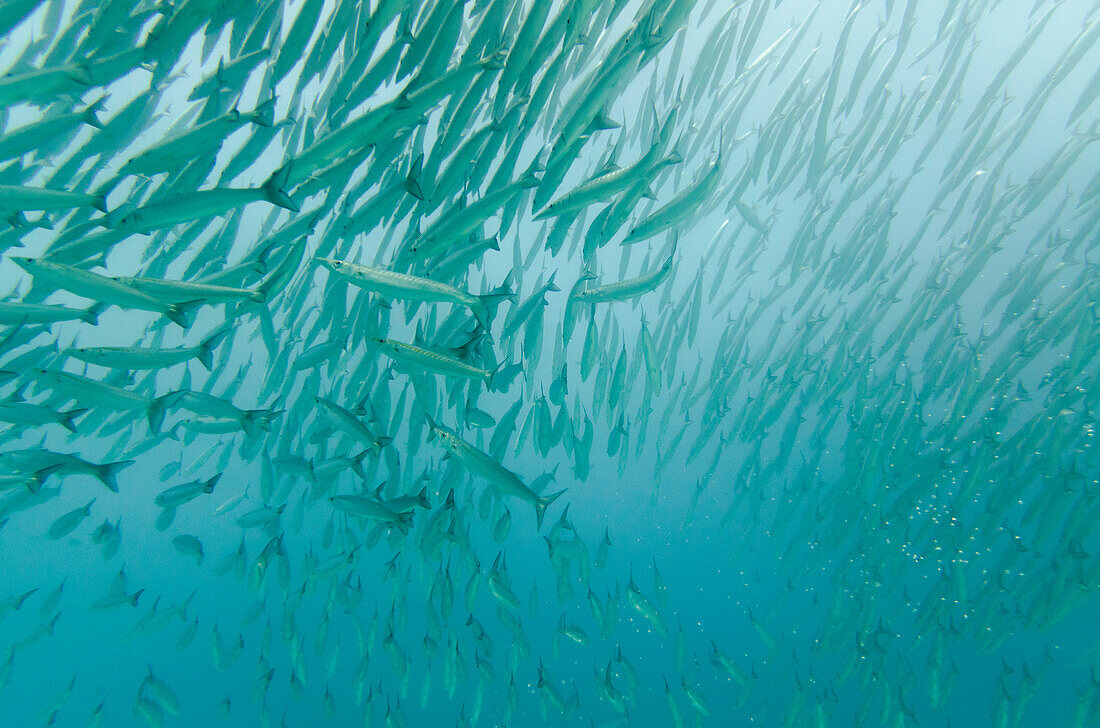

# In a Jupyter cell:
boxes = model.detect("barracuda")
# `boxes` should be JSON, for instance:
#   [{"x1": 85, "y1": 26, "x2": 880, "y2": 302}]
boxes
[
  {"x1": 65, "y1": 326, "x2": 231, "y2": 372},
  {"x1": 371, "y1": 337, "x2": 501, "y2": 389},
  {"x1": 317, "y1": 257, "x2": 508, "y2": 329},
  {"x1": 315, "y1": 396, "x2": 392, "y2": 453},
  {"x1": 12, "y1": 257, "x2": 195, "y2": 327},
  {"x1": 623, "y1": 155, "x2": 721, "y2": 243},
  {"x1": 0, "y1": 301, "x2": 99, "y2": 326},
  {"x1": 572, "y1": 255, "x2": 674, "y2": 303},
  {"x1": 426, "y1": 417, "x2": 564, "y2": 529},
  {"x1": 0, "y1": 184, "x2": 107, "y2": 214},
  {"x1": 109, "y1": 181, "x2": 297, "y2": 233}
]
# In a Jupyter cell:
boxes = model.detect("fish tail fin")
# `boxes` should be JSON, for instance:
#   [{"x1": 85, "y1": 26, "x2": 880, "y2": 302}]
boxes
[
  {"x1": 130, "y1": 589, "x2": 145, "y2": 607},
  {"x1": 165, "y1": 300, "x2": 202, "y2": 329},
  {"x1": 80, "y1": 303, "x2": 107, "y2": 325},
  {"x1": 61, "y1": 408, "x2": 87, "y2": 433},
  {"x1": 147, "y1": 394, "x2": 173, "y2": 433},
  {"x1": 92, "y1": 195, "x2": 108, "y2": 213},
  {"x1": 44, "y1": 612, "x2": 60, "y2": 634},
  {"x1": 519, "y1": 159, "x2": 543, "y2": 188},
  {"x1": 164, "y1": 305, "x2": 186, "y2": 328},
  {"x1": 29, "y1": 464, "x2": 63, "y2": 495},
  {"x1": 97, "y1": 459, "x2": 134, "y2": 493},
  {"x1": 487, "y1": 361, "x2": 507, "y2": 393},
  {"x1": 68, "y1": 63, "x2": 93, "y2": 86},
  {"x1": 397, "y1": 511, "x2": 414, "y2": 535},
  {"x1": 468, "y1": 298, "x2": 490, "y2": 330},
  {"x1": 204, "y1": 474, "x2": 222, "y2": 493},
  {"x1": 349, "y1": 450, "x2": 369, "y2": 477},
  {"x1": 263, "y1": 186, "x2": 298, "y2": 212},
  {"x1": 535, "y1": 489, "x2": 567, "y2": 530},
  {"x1": 263, "y1": 166, "x2": 299, "y2": 211},
  {"x1": 240, "y1": 410, "x2": 259, "y2": 438},
  {"x1": 254, "y1": 268, "x2": 283, "y2": 301},
  {"x1": 474, "y1": 287, "x2": 513, "y2": 328},
  {"x1": 586, "y1": 106, "x2": 620, "y2": 134},
  {"x1": 483, "y1": 47, "x2": 508, "y2": 71},
  {"x1": 405, "y1": 153, "x2": 425, "y2": 200},
  {"x1": 252, "y1": 97, "x2": 276, "y2": 127},
  {"x1": 197, "y1": 325, "x2": 233, "y2": 371},
  {"x1": 248, "y1": 408, "x2": 281, "y2": 435},
  {"x1": 83, "y1": 97, "x2": 107, "y2": 130}
]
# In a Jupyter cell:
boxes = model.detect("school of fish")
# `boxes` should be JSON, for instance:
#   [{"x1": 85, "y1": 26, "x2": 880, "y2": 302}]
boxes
[{"x1": 1, "y1": 0, "x2": 1099, "y2": 725}]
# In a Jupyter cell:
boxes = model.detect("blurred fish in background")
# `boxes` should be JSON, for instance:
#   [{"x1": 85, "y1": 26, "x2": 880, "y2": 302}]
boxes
[{"x1": 0, "y1": 0, "x2": 1099, "y2": 726}]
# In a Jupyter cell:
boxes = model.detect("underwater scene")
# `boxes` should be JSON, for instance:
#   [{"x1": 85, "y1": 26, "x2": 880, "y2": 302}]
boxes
[{"x1": 1, "y1": 0, "x2": 1099, "y2": 725}]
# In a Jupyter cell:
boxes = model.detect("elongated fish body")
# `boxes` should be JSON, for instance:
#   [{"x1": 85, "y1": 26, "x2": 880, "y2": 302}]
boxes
[
  {"x1": 66, "y1": 345, "x2": 197, "y2": 370},
  {"x1": 0, "y1": 302, "x2": 98, "y2": 325},
  {"x1": 154, "y1": 475, "x2": 220, "y2": 509},
  {"x1": 121, "y1": 103, "x2": 274, "y2": 176},
  {"x1": 0, "y1": 184, "x2": 107, "y2": 213},
  {"x1": 11, "y1": 258, "x2": 192, "y2": 327},
  {"x1": 112, "y1": 185, "x2": 297, "y2": 234},
  {"x1": 65, "y1": 322, "x2": 229, "y2": 372},
  {"x1": 427, "y1": 419, "x2": 564, "y2": 528},
  {"x1": 0, "y1": 402, "x2": 85, "y2": 432},
  {"x1": 623, "y1": 158, "x2": 721, "y2": 243},
  {"x1": 38, "y1": 371, "x2": 174, "y2": 432},
  {"x1": 0, "y1": 63, "x2": 93, "y2": 107},
  {"x1": 47, "y1": 498, "x2": 95, "y2": 539},
  {"x1": 573, "y1": 256, "x2": 674, "y2": 303},
  {"x1": 0, "y1": 450, "x2": 131, "y2": 492},
  {"x1": 315, "y1": 397, "x2": 390, "y2": 452},
  {"x1": 536, "y1": 145, "x2": 674, "y2": 221},
  {"x1": 330, "y1": 495, "x2": 411, "y2": 531},
  {"x1": 626, "y1": 578, "x2": 668, "y2": 637},
  {"x1": 115, "y1": 277, "x2": 264, "y2": 305},
  {"x1": 176, "y1": 416, "x2": 253, "y2": 435},
  {"x1": 42, "y1": 227, "x2": 128, "y2": 266},
  {"x1": 0, "y1": 469, "x2": 49, "y2": 495},
  {"x1": 277, "y1": 56, "x2": 499, "y2": 190},
  {"x1": 430, "y1": 236, "x2": 501, "y2": 280},
  {"x1": 67, "y1": 343, "x2": 208, "y2": 373},
  {"x1": 274, "y1": 106, "x2": 389, "y2": 189},
  {"x1": 34, "y1": 369, "x2": 154, "y2": 411},
  {"x1": 317, "y1": 257, "x2": 489, "y2": 327},
  {"x1": 188, "y1": 48, "x2": 271, "y2": 101},
  {"x1": 371, "y1": 338, "x2": 496, "y2": 386},
  {"x1": 408, "y1": 174, "x2": 538, "y2": 261},
  {"x1": 383, "y1": 487, "x2": 430, "y2": 515},
  {"x1": 0, "y1": 102, "x2": 102, "y2": 163},
  {"x1": 90, "y1": 588, "x2": 143, "y2": 611}
]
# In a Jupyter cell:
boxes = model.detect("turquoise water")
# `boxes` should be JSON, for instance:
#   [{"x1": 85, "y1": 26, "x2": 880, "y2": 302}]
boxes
[{"x1": 1, "y1": 0, "x2": 1099, "y2": 726}]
